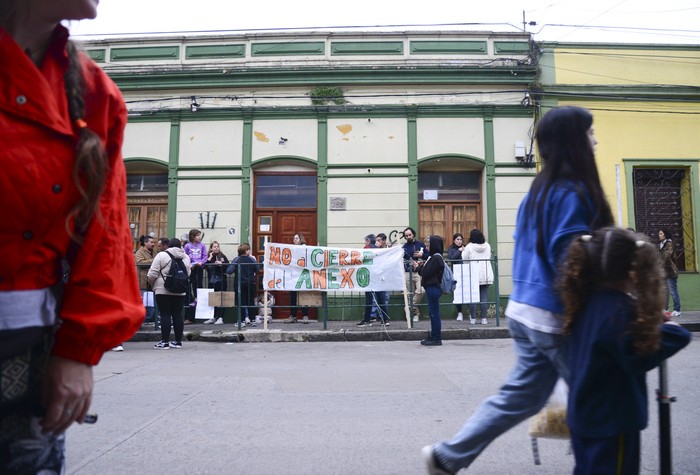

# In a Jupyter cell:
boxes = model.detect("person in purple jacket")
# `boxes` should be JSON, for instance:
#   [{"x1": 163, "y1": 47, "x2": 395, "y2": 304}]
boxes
[
  {"x1": 184, "y1": 229, "x2": 208, "y2": 320},
  {"x1": 560, "y1": 227, "x2": 691, "y2": 475}
]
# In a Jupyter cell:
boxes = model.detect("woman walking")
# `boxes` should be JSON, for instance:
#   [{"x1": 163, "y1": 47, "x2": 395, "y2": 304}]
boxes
[{"x1": 423, "y1": 106, "x2": 614, "y2": 474}]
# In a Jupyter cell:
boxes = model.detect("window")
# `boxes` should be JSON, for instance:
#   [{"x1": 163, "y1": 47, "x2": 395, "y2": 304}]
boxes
[
  {"x1": 256, "y1": 175, "x2": 317, "y2": 208},
  {"x1": 633, "y1": 167, "x2": 695, "y2": 272},
  {"x1": 418, "y1": 171, "x2": 482, "y2": 241}
]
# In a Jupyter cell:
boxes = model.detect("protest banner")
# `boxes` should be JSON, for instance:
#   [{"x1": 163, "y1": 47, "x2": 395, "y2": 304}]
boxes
[{"x1": 262, "y1": 244, "x2": 404, "y2": 292}]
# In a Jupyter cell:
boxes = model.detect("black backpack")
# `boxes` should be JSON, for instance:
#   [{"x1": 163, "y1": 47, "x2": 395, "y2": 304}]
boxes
[{"x1": 160, "y1": 251, "x2": 189, "y2": 293}]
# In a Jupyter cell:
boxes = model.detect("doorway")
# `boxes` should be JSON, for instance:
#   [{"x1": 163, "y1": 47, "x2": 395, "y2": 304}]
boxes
[{"x1": 253, "y1": 172, "x2": 318, "y2": 319}]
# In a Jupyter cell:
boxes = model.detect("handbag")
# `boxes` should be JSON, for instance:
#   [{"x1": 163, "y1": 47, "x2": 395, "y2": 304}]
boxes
[
  {"x1": 142, "y1": 290, "x2": 155, "y2": 307},
  {"x1": 528, "y1": 379, "x2": 570, "y2": 465}
]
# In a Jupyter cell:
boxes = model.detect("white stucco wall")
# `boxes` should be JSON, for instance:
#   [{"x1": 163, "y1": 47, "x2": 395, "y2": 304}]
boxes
[
  {"x1": 251, "y1": 119, "x2": 318, "y2": 161},
  {"x1": 122, "y1": 122, "x2": 171, "y2": 161},
  {"x1": 416, "y1": 118, "x2": 484, "y2": 159},
  {"x1": 493, "y1": 118, "x2": 535, "y2": 164},
  {"x1": 328, "y1": 118, "x2": 407, "y2": 164},
  {"x1": 179, "y1": 120, "x2": 244, "y2": 166}
]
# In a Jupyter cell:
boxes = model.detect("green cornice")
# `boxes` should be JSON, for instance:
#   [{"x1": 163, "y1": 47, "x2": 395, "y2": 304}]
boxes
[
  {"x1": 111, "y1": 46, "x2": 180, "y2": 62},
  {"x1": 251, "y1": 42, "x2": 324, "y2": 56},
  {"x1": 125, "y1": 104, "x2": 533, "y2": 123},
  {"x1": 410, "y1": 41, "x2": 487, "y2": 55},
  {"x1": 541, "y1": 84, "x2": 700, "y2": 101},
  {"x1": 109, "y1": 66, "x2": 536, "y2": 91},
  {"x1": 86, "y1": 49, "x2": 105, "y2": 62},
  {"x1": 186, "y1": 44, "x2": 245, "y2": 59},
  {"x1": 540, "y1": 42, "x2": 700, "y2": 52},
  {"x1": 494, "y1": 41, "x2": 530, "y2": 54},
  {"x1": 331, "y1": 41, "x2": 403, "y2": 55}
]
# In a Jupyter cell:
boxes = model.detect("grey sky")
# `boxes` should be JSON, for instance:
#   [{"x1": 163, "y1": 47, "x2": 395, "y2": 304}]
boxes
[{"x1": 70, "y1": 0, "x2": 700, "y2": 44}]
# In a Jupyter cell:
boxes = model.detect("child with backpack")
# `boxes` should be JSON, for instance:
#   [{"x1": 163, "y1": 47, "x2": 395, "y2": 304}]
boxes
[
  {"x1": 148, "y1": 238, "x2": 192, "y2": 349},
  {"x1": 560, "y1": 227, "x2": 691, "y2": 474}
]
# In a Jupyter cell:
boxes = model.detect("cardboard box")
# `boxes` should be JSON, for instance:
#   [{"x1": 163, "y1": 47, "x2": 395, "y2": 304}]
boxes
[
  {"x1": 208, "y1": 291, "x2": 236, "y2": 307},
  {"x1": 298, "y1": 291, "x2": 322, "y2": 307}
]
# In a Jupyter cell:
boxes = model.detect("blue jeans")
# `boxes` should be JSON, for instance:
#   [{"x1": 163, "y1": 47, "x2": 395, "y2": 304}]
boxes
[
  {"x1": 434, "y1": 319, "x2": 569, "y2": 472},
  {"x1": 469, "y1": 284, "x2": 490, "y2": 319},
  {"x1": 425, "y1": 285, "x2": 442, "y2": 341},
  {"x1": 666, "y1": 278, "x2": 681, "y2": 312}
]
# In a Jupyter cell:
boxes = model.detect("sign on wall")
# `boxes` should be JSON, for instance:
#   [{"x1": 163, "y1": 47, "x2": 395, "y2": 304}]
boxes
[{"x1": 263, "y1": 244, "x2": 405, "y2": 292}]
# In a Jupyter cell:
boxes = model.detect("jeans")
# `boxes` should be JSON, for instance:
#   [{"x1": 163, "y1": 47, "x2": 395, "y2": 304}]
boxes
[
  {"x1": 434, "y1": 319, "x2": 569, "y2": 472},
  {"x1": 156, "y1": 294, "x2": 185, "y2": 344},
  {"x1": 666, "y1": 278, "x2": 681, "y2": 312},
  {"x1": 469, "y1": 285, "x2": 490, "y2": 319},
  {"x1": 425, "y1": 285, "x2": 442, "y2": 341},
  {"x1": 404, "y1": 271, "x2": 423, "y2": 316}
]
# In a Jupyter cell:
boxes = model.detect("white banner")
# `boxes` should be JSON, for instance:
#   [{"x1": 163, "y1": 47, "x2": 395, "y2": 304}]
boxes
[
  {"x1": 452, "y1": 263, "x2": 481, "y2": 304},
  {"x1": 194, "y1": 288, "x2": 216, "y2": 320},
  {"x1": 263, "y1": 244, "x2": 405, "y2": 292}
]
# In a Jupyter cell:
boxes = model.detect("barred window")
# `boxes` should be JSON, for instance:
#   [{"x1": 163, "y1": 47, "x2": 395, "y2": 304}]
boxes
[{"x1": 633, "y1": 167, "x2": 695, "y2": 272}]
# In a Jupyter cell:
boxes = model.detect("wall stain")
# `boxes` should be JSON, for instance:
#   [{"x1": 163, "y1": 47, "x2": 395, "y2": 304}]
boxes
[
  {"x1": 254, "y1": 131, "x2": 270, "y2": 142},
  {"x1": 336, "y1": 124, "x2": 352, "y2": 135}
]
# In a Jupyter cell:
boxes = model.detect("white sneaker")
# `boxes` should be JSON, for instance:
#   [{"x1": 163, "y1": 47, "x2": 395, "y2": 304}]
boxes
[
  {"x1": 255, "y1": 316, "x2": 263, "y2": 324},
  {"x1": 671, "y1": 310, "x2": 682, "y2": 318},
  {"x1": 413, "y1": 315, "x2": 419, "y2": 322},
  {"x1": 456, "y1": 312, "x2": 463, "y2": 321},
  {"x1": 245, "y1": 316, "x2": 251, "y2": 325},
  {"x1": 214, "y1": 317, "x2": 224, "y2": 324},
  {"x1": 111, "y1": 345, "x2": 124, "y2": 352},
  {"x1": 203, "y1": 318, "x2": 215, "y2": 324},
  {"x1": 470, "y1": 317, "x2": 476, "y2": 324},
  {"x1": 481, "y1": 318, "x2": 488, "y2": 325}
]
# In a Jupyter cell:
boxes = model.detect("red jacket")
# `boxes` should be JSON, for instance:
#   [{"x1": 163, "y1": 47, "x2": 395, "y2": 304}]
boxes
[{"x1": 0, "y1": 26, "x2": 144, "y2": 365}]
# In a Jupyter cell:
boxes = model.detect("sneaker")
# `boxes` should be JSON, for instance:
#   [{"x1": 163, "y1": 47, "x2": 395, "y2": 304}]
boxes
[
  {"x1": 370, "y1": 317, "x2": 378, "y2": 323},
  {"x1": 413, "y1": 314, "x2": 419, "y2": 322},
  {"x1": 381, "y1": 319, "x2": 390, "y2": 326},
  {"x1": 245, "y1": 316, "x2": 251, "y2": 325},
  {"x1": 356, "y1": 320, "x2": 371, "y2": 327},
  {"x1": 422, "y1": 339, "x2": 442, "y2": 346},
  {"x1": 456, "y1": 312, "x2": 463, "y2": 321},
  {"x1": 111, "y1": 345, "x2": 124, "y2": 352},
  {"x1": 470, "y1": 317, "x2": 476, "y2": 324},
  {"x1": 154, "y1": 341, "x2": 170, "y2": 349},
  {"x1": 421, "y1": 445, "x2": 454, "y2": 475},
  {"x1": 203, "y1": 318, "x2": 216, "y2": 324},
  {"x1": 671, "y1": 310, "x2": 682, "y2": 318},
  {"x1": 255, "y1": 316, "x2": 263, "y2": 324},
  {"x1": 169, "y1": 341, "x2": 182, "y2": 349},
  {"x1": 214, "y1": 317, "x2": 224, "y2": 325},
  {"x1": 481, "y1": 318, "x2": 488, "y2": 325}
]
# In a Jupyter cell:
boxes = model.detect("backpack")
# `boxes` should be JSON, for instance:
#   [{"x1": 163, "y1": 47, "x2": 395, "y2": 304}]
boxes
[
  {"x1": 439, "y1": 256, "x2": 457, "y2": 295},
  {"x1": 160, "y1": 251, "x2": 189, "y2": 293}
]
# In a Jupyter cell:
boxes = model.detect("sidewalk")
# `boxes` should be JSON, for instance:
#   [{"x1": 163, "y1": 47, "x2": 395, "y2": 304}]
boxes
[{"x1": 130, "y1": 310, "x2": 700, "y2": 344}]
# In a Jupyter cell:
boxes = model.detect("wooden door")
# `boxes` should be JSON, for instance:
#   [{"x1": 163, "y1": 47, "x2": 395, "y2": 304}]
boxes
[
  {"x1": 127, "y1": 201, "x2": 168, "y2": 251},
  {"x1": 419, "y1": 203, "x2": 481, "y2": 244}
]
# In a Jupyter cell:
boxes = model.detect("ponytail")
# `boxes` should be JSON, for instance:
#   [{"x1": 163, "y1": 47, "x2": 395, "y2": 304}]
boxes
[{"x1": 64, "y1": 41, "x2": 109, "y2": 242}]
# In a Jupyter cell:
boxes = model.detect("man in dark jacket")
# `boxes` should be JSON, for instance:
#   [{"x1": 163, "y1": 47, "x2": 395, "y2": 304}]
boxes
[{"x1": 402, "y1": 227, "x2": 426, "y2": 321}]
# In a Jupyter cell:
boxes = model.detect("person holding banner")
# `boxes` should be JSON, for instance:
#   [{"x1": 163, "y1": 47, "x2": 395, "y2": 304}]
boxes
[
  {"x1": 423, "y1": 106, "x2": 615, "y2": 474},
  {"x1": 287, "y1": 233, "x2": 309, "y2": 322},
  {"x1": 402, "y1": 227, "x2": 426, "y2": 321},
  {"x1": 417, "y1": 235, "x2": 446, "y2": 346}
]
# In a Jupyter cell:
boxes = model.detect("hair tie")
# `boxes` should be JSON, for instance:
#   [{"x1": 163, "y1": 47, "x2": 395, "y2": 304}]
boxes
[
  {"x1": 580, "y1": 235, "x2": 593, "y2": 242},
  {"x1": 75, "y1": 119, "x2": 88, "y2": 129}
]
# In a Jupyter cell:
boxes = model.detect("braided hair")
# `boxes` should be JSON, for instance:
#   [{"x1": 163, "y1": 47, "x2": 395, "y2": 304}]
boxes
[
  {"x1": 560, "y1": 227, "x2": 665, "y2": 356},
  {"x1": 64, "y1": 41, "x2": 109, "y2": 241}
]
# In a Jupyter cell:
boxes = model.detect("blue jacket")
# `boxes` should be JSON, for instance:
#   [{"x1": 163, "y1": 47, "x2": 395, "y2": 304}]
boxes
[
  {"x1": 567, "y1": 287, "x2": 691, "y2": 437},
  {"x1": 402, "y1": 240, "x2": 427, "y2": 272},
  {"x1": 510, "y1": 182, "x2": 593, "y2": 314}
]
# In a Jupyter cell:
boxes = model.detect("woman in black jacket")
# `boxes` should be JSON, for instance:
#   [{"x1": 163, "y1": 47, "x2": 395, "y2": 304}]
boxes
[
  {"x1": 418, "y1": 235, "x2": 446, "y2": 346},
  {"x1": 447, "y1": 233, "x2": 465, "y2": 321}
]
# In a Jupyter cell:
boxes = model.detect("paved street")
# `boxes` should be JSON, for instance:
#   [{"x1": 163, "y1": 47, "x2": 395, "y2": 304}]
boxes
[{"x1": 67, "y1": 335, "x2": 699, "y2": 474}]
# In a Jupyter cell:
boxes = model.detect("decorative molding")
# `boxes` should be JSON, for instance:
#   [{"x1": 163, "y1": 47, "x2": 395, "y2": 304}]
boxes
[
  {"x1": 410, "y1": 41, "x2": 487, "y2": 55},
  {"x1": 185, "y1": 44, "x2": 245, "y2": 59},
  {"x1": 111, "y1": 46, "x2": 180, "y2": 62},
  {"x1": 331, "y1": 41, "x2": 403, "y2": 56},
  {"x1": 251, "y1": 42, "x2": 325, "y2": 56}
]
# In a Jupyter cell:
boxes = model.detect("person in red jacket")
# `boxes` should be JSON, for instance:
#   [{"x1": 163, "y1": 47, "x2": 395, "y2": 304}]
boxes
[{"x1": 0, "y1": 1, "x2": 144, "y2": 472}]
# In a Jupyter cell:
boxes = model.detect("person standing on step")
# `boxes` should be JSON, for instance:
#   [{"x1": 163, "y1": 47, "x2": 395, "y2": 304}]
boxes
[
  {"x1": 447, "y1": 233, "x2": 465, "y2": 322},
  {"x1": 227, "y1": 243, "x2": 259, "y2": 326},
  {"x1": 416, "y1": 235, "x2": 446, "y2": 346},
  {"x1": 184, "y1": 228, "x2": 207, "y2": 323},
  {"x1": 148, "y1": 238, "x2": 191, "y2": 349},
  {"x1": 287, "y1": 233, "x2": 309, "y2": 323},
  {"x1": 658, "y1": 228, "x2": 682, "y2": 318},
  {"x1": 203, "y1": 241, "x2": 229, "y2": 325},
  {"x1": 462, "y1": 229, "x2": 494, "y2": 325},
  {"x1": 402, "y1": 227, "x2": 426, "y2": 322}
]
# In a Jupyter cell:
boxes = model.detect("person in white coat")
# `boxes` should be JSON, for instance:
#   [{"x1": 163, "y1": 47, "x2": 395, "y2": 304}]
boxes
[
  {"x1": 147, "y1": 238, "x2": 192, "y2": 349},
  {"x1": 462, "y1": 229, "x2": 494, "y2": 324}
]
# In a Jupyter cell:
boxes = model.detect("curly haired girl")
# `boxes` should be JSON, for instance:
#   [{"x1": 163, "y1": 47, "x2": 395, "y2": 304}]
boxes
[{"x1": 560, "y1": 227, "x2": 691, "y2": 475}]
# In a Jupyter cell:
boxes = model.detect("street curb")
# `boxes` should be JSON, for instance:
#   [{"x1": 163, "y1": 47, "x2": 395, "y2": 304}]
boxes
[{"x1": 129, "y1": 321, "x2": 697, "y2": 344}]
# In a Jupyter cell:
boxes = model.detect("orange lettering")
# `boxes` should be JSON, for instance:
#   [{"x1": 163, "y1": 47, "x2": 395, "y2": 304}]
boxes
[
  {"x1": 269, "y1": 246, "x2": 281, "y2": 265},
  {"x1": 339, "y1": 268, "x2": 355, "y2": 288},
  {"x1": 312, "y1": 269, "x2": 327, "y2": 289},
  {"x1": 281, "y1": 247, "x2": 292, "y2": 265},
  {"x1": 339, "y1": 250, "x2": 349, "y2": 266},
  {"x1": 350, "y1": 250, "x2": 363, "y2": 265}
]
